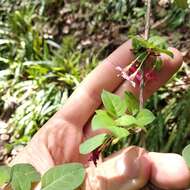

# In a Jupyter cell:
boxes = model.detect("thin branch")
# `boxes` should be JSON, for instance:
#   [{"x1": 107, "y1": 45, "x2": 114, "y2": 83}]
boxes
[
  {"x1": 139, "y1": 0, "x2": 152, "y2": 109},
  {"x1": 139, "y1": 71, "x2": 144, "y2": 109},
  {"x1": 145, "y1": 0, "x2": 152, "y2": 40}
]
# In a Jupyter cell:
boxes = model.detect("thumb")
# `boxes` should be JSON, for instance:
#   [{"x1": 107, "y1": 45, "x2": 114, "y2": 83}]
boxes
[
  {"x1": 149, "y1": 152, "x2": 190, "y2": 189},
  {"x1": 82, "y1": 146, "x2": 151, "y2": 190}
]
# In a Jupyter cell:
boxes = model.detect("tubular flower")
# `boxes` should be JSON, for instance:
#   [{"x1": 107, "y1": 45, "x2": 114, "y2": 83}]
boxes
[
  {"x1": 116, "y1": 64, "x2": 156, "y2": 87},
  {"x1": 115, "y1": 66, "x2": 136, "y2": 87}
]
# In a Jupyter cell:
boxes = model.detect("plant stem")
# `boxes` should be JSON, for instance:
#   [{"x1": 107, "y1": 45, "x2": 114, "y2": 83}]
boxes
[
  {"x1": 145, "y1": 0, "x2": 152, "y2": 40},
  {"x1": 139, "y1": 72, "x2": 144, "y2": 109},
  {"x1": 139, "y1": 0, "x2": 152, "y2": 109}
]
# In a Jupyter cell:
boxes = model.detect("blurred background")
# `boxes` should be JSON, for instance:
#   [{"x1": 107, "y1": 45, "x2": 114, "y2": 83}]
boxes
[{"x1": 0, "y1": 0, "x2": 190, "y2": 165}]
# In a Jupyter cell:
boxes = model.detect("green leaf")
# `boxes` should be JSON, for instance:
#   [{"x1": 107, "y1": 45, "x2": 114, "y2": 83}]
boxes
[
  {"x1": 11, "y1": 164, "x2": 41, "y2": 190},
  {"x1": 80, "y1": 133, "x2": 108, "y2": 154},
  {"x1": 154, "y1": 47, "x2": 174, "y2": 58},
  {"x1": 92, "y1": 110, "x2": 116, "y2": 130},
  {"x1": 41, "y1": 163, "x2": 85, "y2": 190},
  {"x1": 92, "y1": 111, "x2": 129, "y2": 138},
  {"x1": 154, "y1": 58, "x2": 163, "y2": 71},
  {"x1": 101, "y1": 90, "x2": 127, "y2": 117},
  {"x1": 130, "y1": 35, "x2": 174, "y2": 58},
  {"x1": 124, "y1": 92, "x2": 139, "y2": 115},
  {"x1": 182, "y1": 144, "x2": 190, "y2": 167},
  {"x1": 136, "y1": 109, "x2": 155, "y2": 126},
  {"x1": 110, "y1": 127, "x2": 129, "y2": 138},
  {"x1": 130, "y1": 35, "x2": 150, "y2": 49},
  {"x1": 148, "y1": 36, "x2": 167, "y2": 49},
  {"x1": 0, "y1": 166, "x2": 11, "y2": 187},
  {"x1": 174, "y1": 0, "x2": 188, "y2": 9},
  {"x1": 115, "y1": 115, "x2": 137, "y2": 127}
]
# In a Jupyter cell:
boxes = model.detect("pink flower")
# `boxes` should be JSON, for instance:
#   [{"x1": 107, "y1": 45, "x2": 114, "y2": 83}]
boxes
[
  {"x1": 115, "y1": 66, "x2": 136, "y2": 87},
  {"x1": 128, "y1": 65, "x2": 141, "y2": 84},
  {"x1": 115, "y1": 64, "x2": 157, "y2": 88},
  {"x1": 128, "y1": 65, "x2": 137, "y2": 73}
]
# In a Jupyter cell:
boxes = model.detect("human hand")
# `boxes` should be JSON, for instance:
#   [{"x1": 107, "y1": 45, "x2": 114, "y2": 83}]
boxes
[{"x1": 11, "y1": 40, "x2": 190, "y2": 190}]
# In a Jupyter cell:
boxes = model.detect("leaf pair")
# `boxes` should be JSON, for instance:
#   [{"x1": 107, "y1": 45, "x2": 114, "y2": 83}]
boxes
[
  {"x1": 102, "y1": 90, "x2": 139, "y2": 116},
  {"x1": 115, "y1": 108, "x2": 155, "y2": 128},
  {"x1": 92, "y1": 111, "x2": 129, "y2": 138},
  {"x1": 0, "y1": 164, "x2": 40, "y2": 190},
  {"x1": 0, "y1": 163, "x2": 85, "y2": 190}
]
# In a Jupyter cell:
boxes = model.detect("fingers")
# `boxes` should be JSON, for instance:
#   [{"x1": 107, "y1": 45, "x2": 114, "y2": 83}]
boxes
[
  {"x1": 81, "y1": 147, "x2": 190, "y2": 190},
  {"x1": 82, "y1": 146, "x2": 151, "y2": 190},
  {"x1": 148, "y1": 152, "x2": 190, "y2": 189},
  {"x1": 115, "y1": 47, "x2": 183, "y2": 99},
  {"x1": 53, "y1": 40, "x2": 135, "y2": 128}
]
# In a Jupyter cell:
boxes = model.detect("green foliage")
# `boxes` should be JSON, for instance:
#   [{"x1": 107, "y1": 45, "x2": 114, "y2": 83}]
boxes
[
  {"x1": 0, "y1": 2, "x2": 98, "y2": 148},
  {"x1": 101, "y1": 90, "x2": 127, "y2": 117},
  {"x1": 174, "y1": 0, "x2": 188, "y2": 9},
  {"x1": 136, "y1": 109, "x2": 155, "y2": 126},
  {"x1": 79, "y1": 0, "x2": 139, "y2": 23},
  {"x1": 124, "y1": 92, "x2": 139, "y2": 115},
  {"x1": 166, "y1": 8, "x2": 187, "y2": 29},
  {"x1": 130, "y1": 35, "x2": 174, "y2": 58},
  {"x1": 115, "y1": 115, "x2": 137, "y2": 126},
  {"x1": 143, "y1": 84, "x2": 190, "y2": 153},
  {"x1": 81, "y1": 90, "x2": 155, "y2": 155},
  {"x1": 0, "y1": 163, "x2": 85, "y2": 190},
  {"x1": 154, "y1": 58, "x2": 162, "y2": 71},
  {"x1": 0, "y1": 166, "x2": 11, "y2": 186},
  {"x1": 80, "y1": 133, "x2": 108, "y2": 154},
  {"x1": 92, "y1": 111, "x2": 129, "y2": 138},
  {"x1": 128, "y1": 35, "x2": 174, "y2": 87},
  {"x1": 148, "y1": 36, "x2": 168, "y2": 49},
  {"x1": 41, "y1": 163, "x2": 85, "y2": 190},
  {"x1": 11, "y1": 164, "x2": 40, "y2": 190},
  {"x1": 115, "y1": 109, "x2": 155, "y2": 129},
  {"x1": 182, "y1": 144, "x2": 190, "y2": 167},
  {"x1": 92, "y1": 111, "x2": 116, "y2": 130},
  {"x1": 0, "y1": 164, "x2": 40, "y2": 190}
]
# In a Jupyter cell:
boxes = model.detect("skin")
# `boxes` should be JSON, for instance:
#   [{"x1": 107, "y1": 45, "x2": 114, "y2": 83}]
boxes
[{"x1": 10, "y1": 40, "x2": 190, "y2": 190}]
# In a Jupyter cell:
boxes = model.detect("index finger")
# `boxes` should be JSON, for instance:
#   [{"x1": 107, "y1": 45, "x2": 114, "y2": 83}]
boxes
[
  {"x1": 54, "y1": 40, "x2": 135, "y2": 127},
  {"x1": 48, "y1": 41, "x2": 183, "y2": 130}
]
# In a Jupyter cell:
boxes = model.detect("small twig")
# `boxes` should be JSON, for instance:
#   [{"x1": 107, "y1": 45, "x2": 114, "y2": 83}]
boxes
[
  {"x1": 139, "y1": 0, "x2": 152, "y2": 109},
  {"x1": 144, "y1": 0, "x2": 152, "y2": 40},
  {"x1": 139, "y1": 71, "x2": 144, "y2": 109}
]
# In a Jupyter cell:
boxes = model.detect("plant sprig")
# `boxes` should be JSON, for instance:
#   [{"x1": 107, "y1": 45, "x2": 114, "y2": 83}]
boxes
[
  {"x1": 129, "y1": 34, "x2": 174, "y2": 75},
  {"x1": 79, "y1": 90, "x2": 155, "y2": 157}
]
